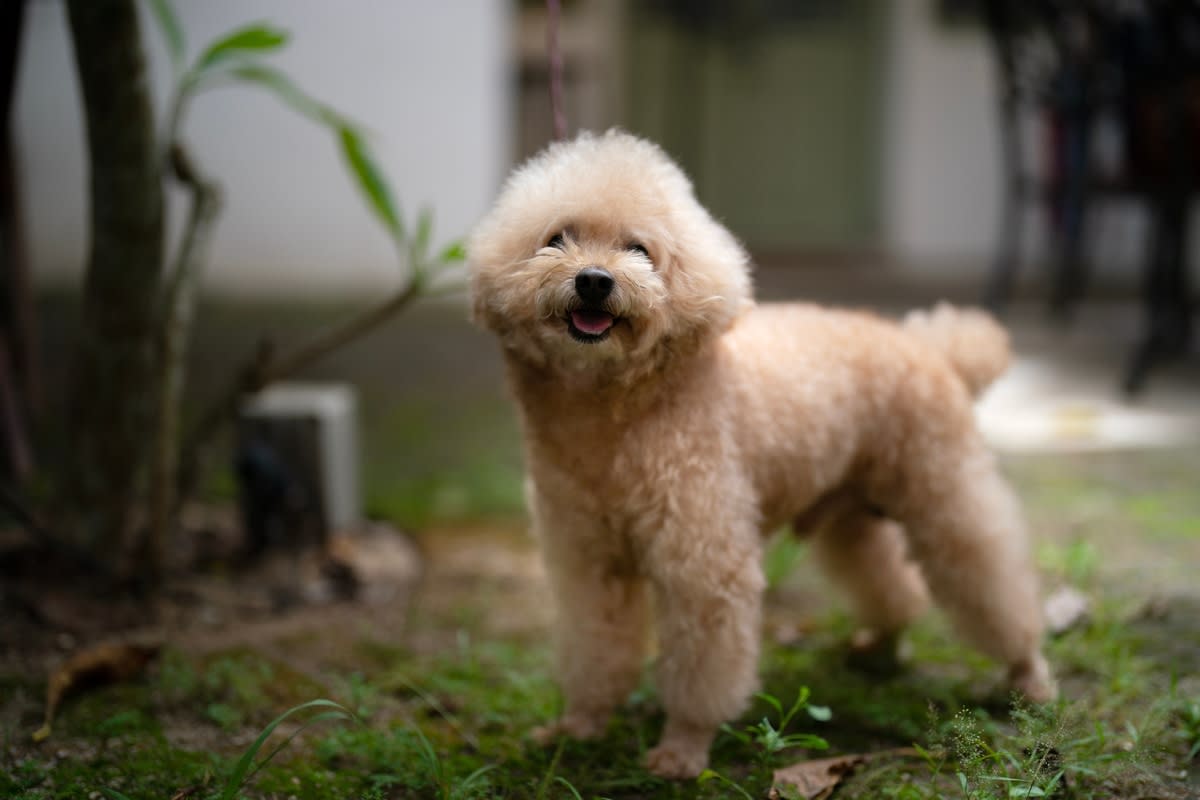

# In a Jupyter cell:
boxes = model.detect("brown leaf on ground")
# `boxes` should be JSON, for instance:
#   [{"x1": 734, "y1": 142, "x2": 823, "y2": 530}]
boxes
[
  {"x1": 32, "y1": 640, "x2": 161, "y2": 742},
  {"x1": 770, "y1": 748, "x2": 919, "y2": 800}
]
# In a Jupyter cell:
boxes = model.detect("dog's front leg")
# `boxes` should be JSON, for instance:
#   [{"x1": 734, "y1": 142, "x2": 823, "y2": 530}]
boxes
[
  {"x1": 530, "y1": 497, "x2": 648, "y2": 744},
  {"x1": 645, "y1": 525, "x2": 764, "y2": 779}
]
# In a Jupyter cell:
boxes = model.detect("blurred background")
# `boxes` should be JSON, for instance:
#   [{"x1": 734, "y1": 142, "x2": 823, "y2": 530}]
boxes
[
  {"x1": 3, "y1": 6, "x2": 1200, "y2": 795},
  {"x1": 3, "y1": 0, "x2": 1199, "y2": 571}
]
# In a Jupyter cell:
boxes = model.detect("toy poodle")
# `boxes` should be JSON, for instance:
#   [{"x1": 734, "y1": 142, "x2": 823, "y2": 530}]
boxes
[{"x1": 467, "y1": 130, "x2": 1055, "y2": 779}]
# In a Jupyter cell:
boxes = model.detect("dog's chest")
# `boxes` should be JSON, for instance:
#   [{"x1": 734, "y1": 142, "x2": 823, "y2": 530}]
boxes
[{"x1": 527, "y1": 413, "x2": 670, "y2": 516}]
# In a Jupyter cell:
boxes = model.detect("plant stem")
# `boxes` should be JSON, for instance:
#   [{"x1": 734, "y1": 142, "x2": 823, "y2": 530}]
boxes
[{"x1": 148, "y1": 141, "x2": 220, "y2": 575}]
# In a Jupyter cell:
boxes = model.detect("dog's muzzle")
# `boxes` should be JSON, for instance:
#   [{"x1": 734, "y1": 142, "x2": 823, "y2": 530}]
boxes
[{"x1": 568, "y1": 267, "x2": 616, "y2": 341}]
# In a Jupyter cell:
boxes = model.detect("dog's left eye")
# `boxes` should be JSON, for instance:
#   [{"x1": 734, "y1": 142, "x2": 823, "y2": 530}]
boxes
[{"x1": 627, "y1": 243, "x2": 649, "y2": 259}]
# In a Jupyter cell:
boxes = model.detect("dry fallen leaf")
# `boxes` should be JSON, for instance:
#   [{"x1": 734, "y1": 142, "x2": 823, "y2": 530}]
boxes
[
  {"x1": 33, "y1": 640, "x2": 161, "y2": 742},
  {"x1": 1044, "y1": 585, "x2": 1091, "y2": 635},
  {"x1": 770, "y1": 748, "x2": 919, "y2": 800}
]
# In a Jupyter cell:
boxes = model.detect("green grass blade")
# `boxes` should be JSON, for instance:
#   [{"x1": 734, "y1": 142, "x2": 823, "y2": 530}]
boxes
[
  {"x1": 554, "y1": 776, "x2": 585, "y2": 800},
  {"x1": 457, "y1": 763, "x2": 498, "y2": 796},
  {"x1": 196, "y1": 23, "x2": 289, "y2": 73},
  {"x1": 145, "y1": 0, "x2": 185, "y2": 75},
  {"x1": 236, "y1": 710, "x2": 353, "y2": 790},
  {"x1": 218, "y1": 699, "x2": 354, "y2": 800}
]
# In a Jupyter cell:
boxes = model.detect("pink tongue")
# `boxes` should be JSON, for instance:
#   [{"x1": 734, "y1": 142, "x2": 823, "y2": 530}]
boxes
[{"x1": 571, "y1": 309, "x2": 614, "y2": 335}]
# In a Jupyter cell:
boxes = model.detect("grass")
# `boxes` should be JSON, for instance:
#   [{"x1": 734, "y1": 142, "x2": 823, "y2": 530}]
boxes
[
  {"x1": 5, "y1": 448, "x2": 1200, "y2": 799},
  {"x1": 3, "y1": 572, "x2": 1197, "y2": 799},
  {"x1": 10, "y1": 294, "x2": 1200, "y2": 797}
]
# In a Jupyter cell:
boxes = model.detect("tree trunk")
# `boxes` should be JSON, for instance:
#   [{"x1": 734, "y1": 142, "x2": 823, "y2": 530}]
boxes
[
  {"x1": 64, "y1": 0, "x2": 164, "y2": 581},
  {"x1": 0, "y1": 0, "x2": 35, "y2": 482}
]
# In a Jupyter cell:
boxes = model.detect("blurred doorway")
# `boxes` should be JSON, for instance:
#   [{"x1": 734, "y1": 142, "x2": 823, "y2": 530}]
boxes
[{"x1": 624, "y1": 1, "x2": 888, "y2": 254}]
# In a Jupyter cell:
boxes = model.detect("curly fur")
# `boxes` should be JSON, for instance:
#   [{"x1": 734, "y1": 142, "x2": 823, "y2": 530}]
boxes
[{"x1": 468, "y1": 130, "x2": 1055, "y2": 779}]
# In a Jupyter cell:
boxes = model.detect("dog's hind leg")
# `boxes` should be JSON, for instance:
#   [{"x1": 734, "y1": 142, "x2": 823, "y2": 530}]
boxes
[
  {"x1": 808, "y1": 505, "x2": 931, "y2": 670},
  {"x1": 879, "y1": 440, "x2": 1055, "y2": 702}
]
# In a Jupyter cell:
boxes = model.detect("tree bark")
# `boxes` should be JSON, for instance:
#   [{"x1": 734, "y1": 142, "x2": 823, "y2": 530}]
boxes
[
  {"x1": 0, "y1": 0, "x2": 35, "y2": 481},
  {"x1": 65, "y1": 0, "x2": 164, "y2": 580}
]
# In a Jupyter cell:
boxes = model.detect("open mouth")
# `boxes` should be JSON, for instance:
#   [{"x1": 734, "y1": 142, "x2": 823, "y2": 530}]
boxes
[{"x1": 566, "y1": 308, "x2": 616, "y2": 343}]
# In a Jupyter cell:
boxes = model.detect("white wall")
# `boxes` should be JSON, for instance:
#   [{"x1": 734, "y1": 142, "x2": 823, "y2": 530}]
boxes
[
  {"x1": 16, "y1": 0, "x2": 513, "y2": 296},
  {"x1": 882, "y1": 0, "x2": 1006, "y2": 272}
]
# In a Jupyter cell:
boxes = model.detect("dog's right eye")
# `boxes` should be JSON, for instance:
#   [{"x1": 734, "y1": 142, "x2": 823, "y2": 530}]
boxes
[{"x1": 546, "y1": 233, "x2": 566, "y2": 250}]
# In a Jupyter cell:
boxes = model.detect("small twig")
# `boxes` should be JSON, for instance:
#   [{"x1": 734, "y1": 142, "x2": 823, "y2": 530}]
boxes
[{"x1": 546, "y1": 0, "x2": 567, "y2": 141}]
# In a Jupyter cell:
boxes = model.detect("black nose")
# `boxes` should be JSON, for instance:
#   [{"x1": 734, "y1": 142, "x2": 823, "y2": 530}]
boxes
[{"x1": 574, "y1": 267, "x2": 614, "y2": 304}]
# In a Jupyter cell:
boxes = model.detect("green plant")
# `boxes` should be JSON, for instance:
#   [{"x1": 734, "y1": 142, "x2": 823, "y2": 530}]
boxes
[
  {"x1": 1179, "y1": 696, "x2": 1200, "y2": 761},
  {"x1": 216, "y1": 698, "x2": 357, "y2": 800},
  {"x1": 933, "y1": 705, "x2": 1074, "y2": 800},
  {"x1": 412, "y1": 725, "x2": 496, "y2": 800},
  {"x1": 202, "y1": 653, "x2": 273, "y2": 711},
  {"x1": 721, "y1": 687, "x2": 831, "y2": 768},
  {"x1": 139, "y1": 0, "x2": 468, "y2": 562},
  {"x1": 341, "y1": 671, "x2": 381, "y2": 720}
]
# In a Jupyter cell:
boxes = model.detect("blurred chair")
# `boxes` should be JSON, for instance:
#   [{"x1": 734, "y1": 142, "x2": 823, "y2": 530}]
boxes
[{"x1": 983, "y1": 0, "x2": 1197, "y2": 392}]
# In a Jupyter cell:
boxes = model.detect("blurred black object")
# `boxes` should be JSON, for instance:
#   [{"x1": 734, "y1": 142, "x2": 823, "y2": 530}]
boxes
[
  {"x1": 983, "y1": 0, "x2": 1198, "y2": 393},
  {"x1": 235, "y1": 417, "x2": 326, "y2": 560}
]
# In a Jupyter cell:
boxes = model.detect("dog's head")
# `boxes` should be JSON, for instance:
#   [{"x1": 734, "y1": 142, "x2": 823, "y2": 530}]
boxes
[{"x1": 468, "y1": 130, "x2": 752, "y2": 377}]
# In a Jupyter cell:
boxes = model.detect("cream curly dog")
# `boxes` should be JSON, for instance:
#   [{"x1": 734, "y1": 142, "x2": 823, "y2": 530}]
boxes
[{"x1": 468, "y1": 130, "x2": 1055, "y2": 779}]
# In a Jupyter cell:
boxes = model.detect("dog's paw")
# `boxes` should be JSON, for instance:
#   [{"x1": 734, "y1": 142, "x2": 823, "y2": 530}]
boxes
[
  {"x1": 1008, "y1": 654, "x2": 1057, "y2": 703},
  {"x1": 530, "y1": 713, "x2": 606, "y2": 746},
  {"x1": 644, "y1": 741, "x2": 709, "y2": 779}
]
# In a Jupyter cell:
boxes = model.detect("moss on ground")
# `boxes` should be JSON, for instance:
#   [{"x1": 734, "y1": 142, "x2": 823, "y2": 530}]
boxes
[{"x1": 3, "y1": 562, "x2": 1198, "y2": 798}]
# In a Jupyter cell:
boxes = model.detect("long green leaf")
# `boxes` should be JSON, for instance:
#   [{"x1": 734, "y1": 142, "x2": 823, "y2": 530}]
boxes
[
  {"x1": 195, "y1": 23, "x2": 289, "y2": 73},
  {"x1": 237, "y1": 710, "x2": 352, "y2": 789},
  {"x1": 146, "y1": 0, "x2": 185, "y2": 75},
  {"x1": 218, "y1": 699, "x2": 354, "y2": 800},
  {"x1": 338, "y1": 126, "x2": 403, "y2": 239},
  {"x1": 221, "y1": 63, "x2": 343, "y2": 127},
  {"x1": 554, "y1": 776, "x2": 584, "y2": 800}
]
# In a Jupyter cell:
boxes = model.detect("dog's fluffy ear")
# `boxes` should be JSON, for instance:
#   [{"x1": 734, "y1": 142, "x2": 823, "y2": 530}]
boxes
[
  {"x1": 656, "y1": 199, "x2": 754, "y2": 346},
  {"x1": 465, "y1": 217, "x2": 517, "y2": 335}
]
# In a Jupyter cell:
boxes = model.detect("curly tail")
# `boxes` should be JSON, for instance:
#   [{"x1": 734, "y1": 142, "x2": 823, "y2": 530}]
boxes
[{"x1": 902, "y1": 302, "x2": 1011, "y2": 397}]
